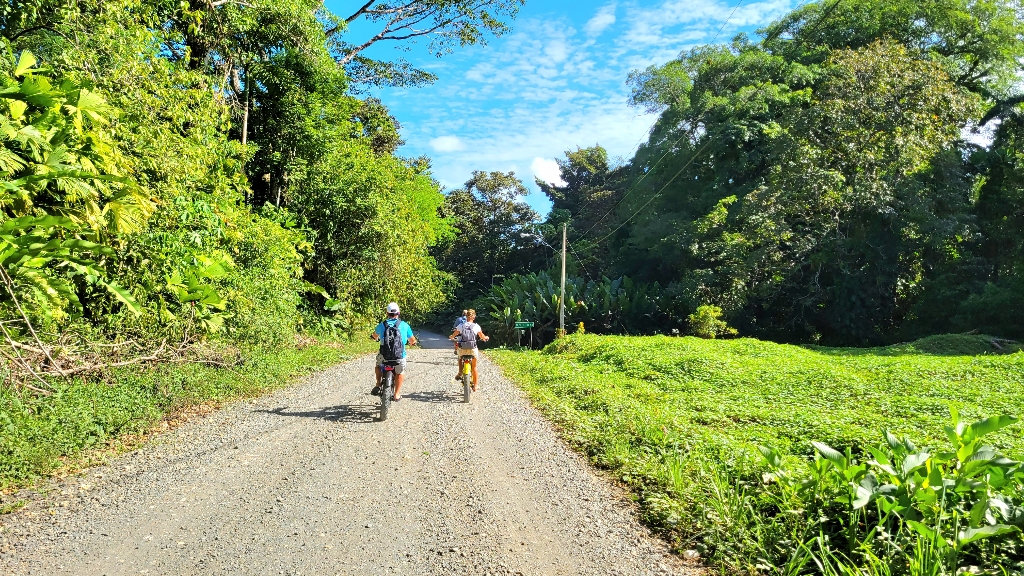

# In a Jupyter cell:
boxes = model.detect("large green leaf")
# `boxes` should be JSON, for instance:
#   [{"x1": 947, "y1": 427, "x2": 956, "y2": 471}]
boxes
[
  {"x1": 812, "y1": 441, "x2": 847, "y2": 469},
  {"x1": 962, "y1": 415, "x2": 1019, "y2": 444},
  {"x1": 957, "y1": 524, "x2": 1019, "y2": 546},
  {"x1": 14, "y1": 51, "x2": 38, "y2": 77}
]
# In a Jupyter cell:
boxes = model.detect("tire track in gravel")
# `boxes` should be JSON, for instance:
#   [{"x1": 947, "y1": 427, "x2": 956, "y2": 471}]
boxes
[{"x1": 0, "y1": 332, "x2": 698, "y2": 576}]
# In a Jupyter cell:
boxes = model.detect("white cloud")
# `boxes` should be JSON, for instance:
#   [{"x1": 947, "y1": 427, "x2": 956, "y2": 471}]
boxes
[
  {"x1": 531, "y1": 157, "x2": 568, "y2": 187},
  {"x1": 617, "y1": 0, "x2": 793, "y2": 52},
  {"x1": 584, "y1": 4, "x2": 617, "y2": 37},
  {"x1": 429, "y1": 135, "x2": 465, "y2": 152}
]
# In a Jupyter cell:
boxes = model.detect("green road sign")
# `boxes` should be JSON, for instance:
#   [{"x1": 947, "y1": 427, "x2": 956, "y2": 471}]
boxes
[{"x1": 514, "y1": 321, "x2": 534, "y2": 329}]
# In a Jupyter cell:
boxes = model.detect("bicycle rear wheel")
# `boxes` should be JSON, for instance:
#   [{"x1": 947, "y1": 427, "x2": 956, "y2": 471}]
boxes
[
  {"x1": 462, "y1": 372, "x2": 471, "y2": 403},
  {"x1": 379, "y1": 372, "x2": 392, "y2": 421}
]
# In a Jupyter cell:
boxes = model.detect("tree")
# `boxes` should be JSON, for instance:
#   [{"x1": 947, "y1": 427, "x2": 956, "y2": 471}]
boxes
[
  {"x1": 615, "y1": 29, "x2": 985, "y2": 343},
  {"x1": 434, "y1": 171, "x2": 542, "y2": 300},
  {"x1": 329, "y1": 0, "x2": 525, "y2": 87},
  {"x1": 536, "y1": 146, "x2": 622, "y2": 277}
]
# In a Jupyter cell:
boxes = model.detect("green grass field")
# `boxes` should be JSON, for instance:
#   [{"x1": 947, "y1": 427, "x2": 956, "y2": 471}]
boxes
[
  {"x1": 0, "y1": 337, "x2": 378, "y2": 491},
  {"x1": 488, "y1": 333, "x2": 1024, "y2": 572}
]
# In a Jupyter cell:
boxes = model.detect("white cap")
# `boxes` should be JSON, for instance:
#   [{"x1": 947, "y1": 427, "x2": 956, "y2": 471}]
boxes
[{"x1": 386, "y1": 302, "x2": 400, "y2": 314}]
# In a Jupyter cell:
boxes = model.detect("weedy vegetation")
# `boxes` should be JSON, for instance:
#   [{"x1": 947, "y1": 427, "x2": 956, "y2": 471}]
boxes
[{"x1": 490, "y1": 333, "x2": 1024, "y2": 574}]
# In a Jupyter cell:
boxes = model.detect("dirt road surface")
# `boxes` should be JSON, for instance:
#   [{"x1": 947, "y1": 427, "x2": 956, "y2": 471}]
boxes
[{"x1": 0, "y1": 332, "x2": 695, "y2": 575}]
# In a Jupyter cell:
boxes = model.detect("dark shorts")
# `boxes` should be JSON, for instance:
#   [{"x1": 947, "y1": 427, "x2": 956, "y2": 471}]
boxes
[{"x1": 375, "y1": 354, "x2": 406, "y2": 374}]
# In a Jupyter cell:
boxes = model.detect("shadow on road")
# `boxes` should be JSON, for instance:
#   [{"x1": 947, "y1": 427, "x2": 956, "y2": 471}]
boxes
[
  {"x1": 404, "y1": 390, "x2": 464, "y2": 404},
  {"x1": 257, "y1": 404, "x2": 379, "y2": 423}
]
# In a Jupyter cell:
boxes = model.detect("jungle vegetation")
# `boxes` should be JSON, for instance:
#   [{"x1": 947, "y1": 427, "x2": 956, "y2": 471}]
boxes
[
  {"x1": 0, "y1": 0, "x2": 524, "y2": 384},
  {"x1": 0, "y1": 0, "x2": 521, "y2": 484},
  {"x1": 450, "y1": 0, "x2": 1024, "y2": 347}
]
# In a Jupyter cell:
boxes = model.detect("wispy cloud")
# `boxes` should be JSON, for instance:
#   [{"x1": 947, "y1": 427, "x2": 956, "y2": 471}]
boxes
[{"x1": 585, "y1": 4, "x2": 617, "y2": 37}]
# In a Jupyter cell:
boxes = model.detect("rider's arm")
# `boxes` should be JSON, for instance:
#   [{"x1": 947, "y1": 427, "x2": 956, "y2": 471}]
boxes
[
  {"x1": 371, "y1": 323, "x2": 382, "y2": 341},
  {"x1": 402, "y1": 323, "x2": 417, "y2": 346}
]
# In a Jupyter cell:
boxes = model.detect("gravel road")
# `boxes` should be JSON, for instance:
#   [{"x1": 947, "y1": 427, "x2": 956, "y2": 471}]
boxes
[{"x1": 0, "y1": 332, "x2": 696, "y2": 576}]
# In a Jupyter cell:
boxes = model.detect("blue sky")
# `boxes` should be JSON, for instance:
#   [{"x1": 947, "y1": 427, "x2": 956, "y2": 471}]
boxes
[{"x1": 324, "y1": 0, "x2": 799, "y2": 214}]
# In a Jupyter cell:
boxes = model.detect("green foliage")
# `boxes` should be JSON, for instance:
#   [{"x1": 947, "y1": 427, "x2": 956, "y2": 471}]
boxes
[
  {"x1": 687, "y1": 305, "x2": 736, "y2": 339},
  {"x1": 758, "y1": 412, "x2": 1023, "y2": 573},
  {"x1": 294, "y1": 140, "x2": 450, "y2": 322},
  {"x1": 433, "y1": 170, "x2": 542, "y2": 303},
  {"x1": 490, "y1": 334, "x2": 1024, "y2": 573},
  {"x1": 480, "y1": 272, "x2": 685, "y2": 345},
  {"x1": 0, "y1": 0, "x2": 459, "y2": 347},
  {"x1": 0, "y1": 48, "x2": 151, "y2": 325}
]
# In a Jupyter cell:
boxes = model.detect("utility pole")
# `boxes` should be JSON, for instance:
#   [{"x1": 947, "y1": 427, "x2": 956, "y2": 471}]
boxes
[{"x1": 559, "y1": 223, "x2": 566, "y2": 338}]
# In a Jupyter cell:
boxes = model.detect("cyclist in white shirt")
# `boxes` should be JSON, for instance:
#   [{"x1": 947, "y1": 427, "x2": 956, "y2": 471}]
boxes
[{"x1": 449, "y1": 309, "x2": 489, "y2": 391}]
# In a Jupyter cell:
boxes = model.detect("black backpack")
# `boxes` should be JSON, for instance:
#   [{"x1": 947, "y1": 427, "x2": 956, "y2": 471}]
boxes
[
  {"x1": 380, "y1": 319, "x2": 405, "y2": 361},
  {"x1": 457, "y1": 322, "x2": 477, "y2": 349}
]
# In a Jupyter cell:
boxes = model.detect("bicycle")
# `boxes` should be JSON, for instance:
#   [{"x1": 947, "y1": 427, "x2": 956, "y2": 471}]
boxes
[
  {"x1": 458, "y1": 352, "x2": 472, "y2": 403},
  {"x1": 376, "y1": 359, "x2": 400, "y2": 421},
  {"x1": 371, "y1": 335, "x2": 415, "y2": 422}
]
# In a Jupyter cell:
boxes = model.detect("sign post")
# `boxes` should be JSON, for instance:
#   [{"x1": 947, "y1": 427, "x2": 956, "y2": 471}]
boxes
[{"x1": 514, "y1": 321, "x2": 535, "y2": 348}]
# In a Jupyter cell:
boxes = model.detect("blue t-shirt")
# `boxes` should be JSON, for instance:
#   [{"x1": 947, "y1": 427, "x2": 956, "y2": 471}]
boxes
[{"x1": 375, "y1": 318, "x2": 414, "y2": 358}]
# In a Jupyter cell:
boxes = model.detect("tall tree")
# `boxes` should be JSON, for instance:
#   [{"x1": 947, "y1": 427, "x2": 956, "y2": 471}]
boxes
[
  {"x1": 608, "y1": 0, "x2": 1024, "y2": 344},
  {"x1": 536, "y1": 146, "x2": 622, "y2": 277},
  {"x1": 434, "y1": 171, "x2": 542, "y2": 299}
]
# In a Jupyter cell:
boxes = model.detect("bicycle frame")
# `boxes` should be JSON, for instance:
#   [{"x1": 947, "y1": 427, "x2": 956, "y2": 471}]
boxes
[{"x1": 378, "y1": 361, "x2": 399, "y2": 421}]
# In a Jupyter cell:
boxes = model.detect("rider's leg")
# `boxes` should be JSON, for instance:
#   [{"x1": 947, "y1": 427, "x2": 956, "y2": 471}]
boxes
[
  {"x1": 455, "y1": 354, "x2": 464, "y2": 380},
  {"x1": 374, "y1": 365, "x2": 382, "y2": 386},
  {"x1": 394, "y1": 373, "x2": 404, "y2": 399},
  {"x1": 470, "y1": 356, "x2": 479, "y2": 390}
]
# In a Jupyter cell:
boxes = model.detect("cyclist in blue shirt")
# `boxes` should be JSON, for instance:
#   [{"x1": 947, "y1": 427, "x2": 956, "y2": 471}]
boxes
[
  {"x1": 451, "y1": 309, "x2": 468, "y2": 355},
  {"x1": 370, "y1": 302, "x2": 417, "y2": 401}
]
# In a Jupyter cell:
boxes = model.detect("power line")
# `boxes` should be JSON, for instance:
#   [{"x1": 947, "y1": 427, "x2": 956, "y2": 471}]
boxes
[
  {"x1": 572, "y1": 0, "x2": 748, "y2": 240},
  {"x1": 590, "y1": 132, "x2": 718, "y2": 246},
  {"x1": 567, "y1": 241, "x2": 596, "y2": 283},
  {"x1": 557, "y1": 0, "x2": 749, "y2": 236},
  {"x1": 586, "y1": 0, "x2": 847, "y2": 247}
]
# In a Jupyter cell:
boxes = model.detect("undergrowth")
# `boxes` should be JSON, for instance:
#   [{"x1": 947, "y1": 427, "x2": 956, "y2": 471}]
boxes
[{"x1": 489, "y1": 333, "x2": 1024, "y2": 574}]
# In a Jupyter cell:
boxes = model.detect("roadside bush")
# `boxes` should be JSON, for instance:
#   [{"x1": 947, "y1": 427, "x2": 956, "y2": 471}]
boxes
[{"x1": 687, "y1": 305, "x2": 737, "y2": 339}]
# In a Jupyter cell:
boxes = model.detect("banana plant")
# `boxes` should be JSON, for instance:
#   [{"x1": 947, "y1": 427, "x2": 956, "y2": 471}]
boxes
[{"x1": 480, "y1": 271, "x2": 680, "y2": 344}]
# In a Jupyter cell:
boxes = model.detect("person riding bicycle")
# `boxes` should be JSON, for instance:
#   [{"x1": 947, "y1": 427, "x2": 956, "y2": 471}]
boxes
[
  {"x1": 449, "y1": 309, "x2": 489, "y2": 391},
  {"x1": 452, "y1": 309, "x2": 468, "y2": 355},
  {"x1": 371, "y1": 302, "x2": 417, "y2": 401}
]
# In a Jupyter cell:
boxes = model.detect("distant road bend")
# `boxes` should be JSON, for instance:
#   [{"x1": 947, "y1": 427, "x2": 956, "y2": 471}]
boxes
[{"x1": 1, "y1": 331, "x2": 694, "y2": 575}]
